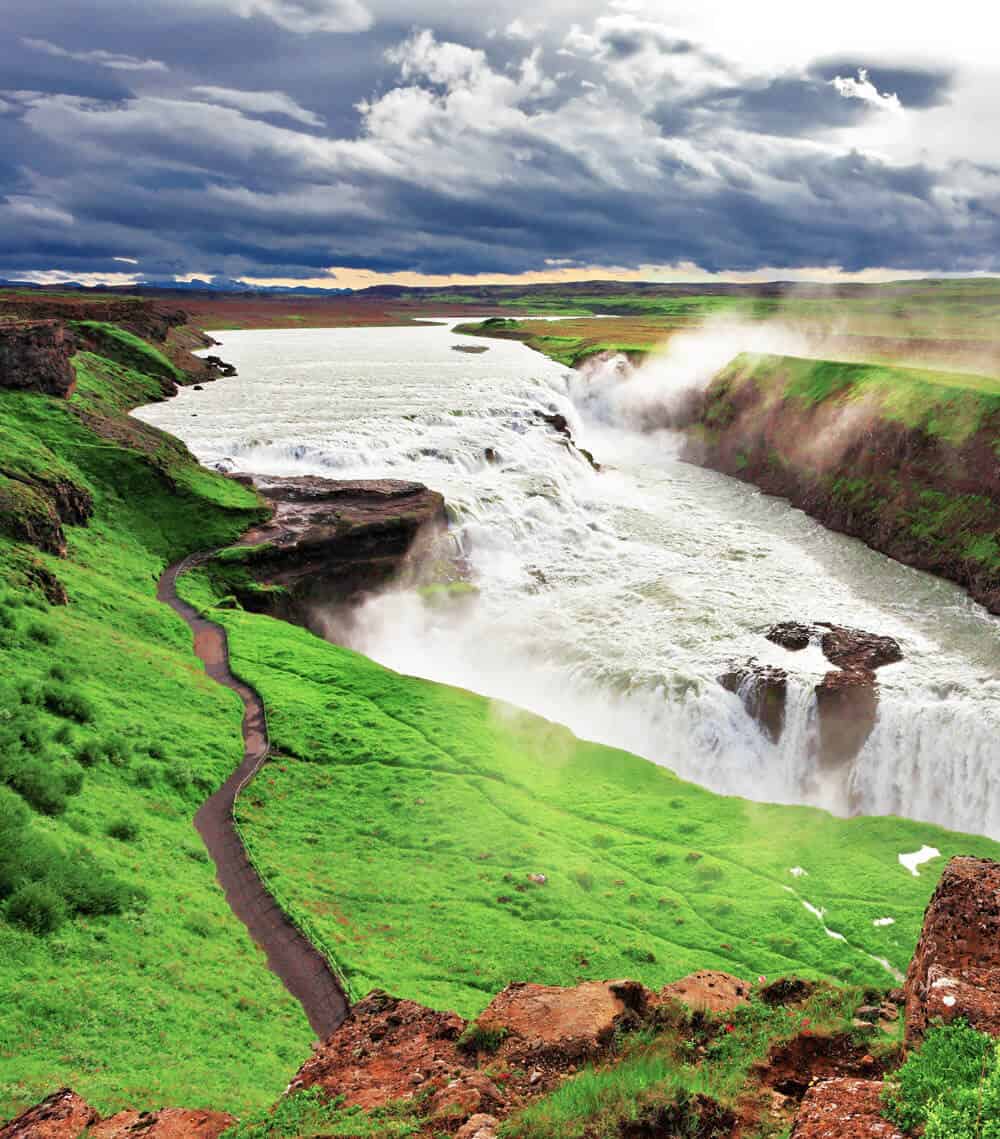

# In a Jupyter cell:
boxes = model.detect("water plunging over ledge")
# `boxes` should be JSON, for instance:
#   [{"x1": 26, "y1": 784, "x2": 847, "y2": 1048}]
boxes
[{"x1": 135, "y1": 322, "x2": 1000, "y2": 838}]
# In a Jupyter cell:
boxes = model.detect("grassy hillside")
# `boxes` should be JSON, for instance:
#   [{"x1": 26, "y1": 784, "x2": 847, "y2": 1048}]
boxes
[
  {"x1": 0, "y1": 342, "x2": 313, "y2": 1118},
  {"x1": 176, "y1": 570, "x2": 1000, "y2": 1021}
]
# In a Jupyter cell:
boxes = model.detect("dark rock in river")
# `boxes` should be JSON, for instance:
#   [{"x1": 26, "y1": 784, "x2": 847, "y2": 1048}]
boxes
[
  {"x1": 766, "y1": 622, "x2": 812, "y2": 652},
  {"x1": 452, "y1": 344, "x2": 490, "y2": 354},
  {"x1": 752, "y1": 621, "x2": 903, "y2": 767},
  {"x1": 538, "y1": 411, "x2": 572, "y2": 438},
  {"x1": 719, "y1": 660, "x2": 788, "y2": 744},
  {"x1": 814, "y1": 669, "x2": 879, "y2": 769},
  {"x1": 816, "y1": 623, "x2": 903, "y2": 673}
]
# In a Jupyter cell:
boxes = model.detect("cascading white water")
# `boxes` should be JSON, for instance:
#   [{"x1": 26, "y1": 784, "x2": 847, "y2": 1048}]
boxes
[{"x1": 135, "y1": 322, "x2": 1000, "y2": 838}]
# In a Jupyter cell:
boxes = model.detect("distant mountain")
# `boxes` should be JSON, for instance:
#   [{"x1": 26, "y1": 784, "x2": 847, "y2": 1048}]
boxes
[{"x1": 0, "y1": 277, "x2": 353, "y2": 297}]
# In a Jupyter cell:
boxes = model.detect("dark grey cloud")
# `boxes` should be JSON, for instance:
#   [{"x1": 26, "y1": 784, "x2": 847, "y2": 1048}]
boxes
[{"x1": 0, "y1": 0, "x2": 994, "y2": 280}]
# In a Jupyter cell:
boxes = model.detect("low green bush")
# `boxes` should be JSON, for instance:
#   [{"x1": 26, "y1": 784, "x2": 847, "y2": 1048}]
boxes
[
  {"x1": 106, "y1": 817, "x2": 140, "y2": 843},
  {"x1": 42, "y1": 683, "x2": 95, "y2": 723},
  {"x1": 884, "y1": 1021, "x2": 1000, "y2": 1136},
  {"x1": 7, "y1": 881, "x2": 66, "y2": 935}
]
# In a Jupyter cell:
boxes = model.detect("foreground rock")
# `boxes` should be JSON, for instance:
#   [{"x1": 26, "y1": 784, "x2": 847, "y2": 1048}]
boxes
[
  {"x1": 221, "y1": 476, "x2": 450, "y2": 629},
  {"x1": 477, "y1": 980, "x2": 650, "y2": 1065},
  {"x1": 658, "y1": 970, "x2": 751, "y2": 1013},
  {"x1": 904, "y1": 855, "x2": 1000, "y2": 1046},
  {"x1": 791, "y1": 1079, "x2": 904, "y2": 1138},
  {"x1": 0, "y1": 1090, "x2": 97, "y2": 1139},
  {"x1": 0, "y1": 1094, "x2": 232, "y2": 1139},
  {"x1": 290, "y1": 991, "x2": 472, "y2": 1111}
]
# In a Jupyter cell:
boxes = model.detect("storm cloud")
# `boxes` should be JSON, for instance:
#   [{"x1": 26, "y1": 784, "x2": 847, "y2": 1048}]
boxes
[{"x1": 1, "y1": 0, "x2": 996, "y2": 281}]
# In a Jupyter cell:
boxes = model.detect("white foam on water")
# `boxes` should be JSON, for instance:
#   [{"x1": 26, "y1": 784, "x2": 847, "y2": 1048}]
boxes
[{"x1": 135, "y1": 322, "x2": 1000, "y2": 839}]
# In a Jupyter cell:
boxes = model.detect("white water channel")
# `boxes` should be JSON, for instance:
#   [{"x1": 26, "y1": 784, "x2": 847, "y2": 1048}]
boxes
[{"x1": 136, "y1": 322, "x2": 1000, "y2": 838}]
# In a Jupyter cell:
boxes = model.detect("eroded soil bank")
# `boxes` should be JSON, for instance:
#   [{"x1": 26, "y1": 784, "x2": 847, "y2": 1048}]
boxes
[{"x1": 685, "y1": 353, "x2": 1000, "y2": 614}]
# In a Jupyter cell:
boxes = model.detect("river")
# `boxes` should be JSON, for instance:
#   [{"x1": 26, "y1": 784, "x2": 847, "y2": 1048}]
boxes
[{"x1": 135, "y1": 322, "x2": 1000, "y2": 838}]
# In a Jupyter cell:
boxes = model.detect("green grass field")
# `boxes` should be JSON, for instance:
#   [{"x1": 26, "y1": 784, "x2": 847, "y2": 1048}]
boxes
[
  {"x1": 172, "y1": 573, "x2": 1000, "y2": 1021},
  {"x1": 0, "y1": 347, "x2": 314, "y2": 1119}
]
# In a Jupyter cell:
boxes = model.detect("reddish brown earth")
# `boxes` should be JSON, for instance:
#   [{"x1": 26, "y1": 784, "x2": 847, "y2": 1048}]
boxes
[
  {"x1": 0, "y1": 1090, "x2": 98, "y2": 1139},
  {"x1": 757, "y1": 1032, "x2": 894, "y2": 1101},
  {"x1": 290, "y1": 990, "x2": 471, "y2": 1111},
  {"x1": 87, "y1": 1109, "x2": 234, "y2": 1137},
  {"x1": 0, "y1": 1094, "x2": 231, "y2": 1139},
  {"x1": 478, "y1": 979, "x2": 650, "y2": 1066},
  {"x1": 790, "y1": 1079, "x2": 905, "y2": 1138},
  {"x1": 904, "y1": 854, "x2": 1000, "y2": 1046}
]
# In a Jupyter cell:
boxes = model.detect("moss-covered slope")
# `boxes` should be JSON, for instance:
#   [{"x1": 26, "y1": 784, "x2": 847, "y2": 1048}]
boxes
[
  {"x1": 688, "y1": 354, "x2": 1000, "y2": 612},
  {"x1": 0, "y1": 339, "x2": 313, "y2": 1119}
]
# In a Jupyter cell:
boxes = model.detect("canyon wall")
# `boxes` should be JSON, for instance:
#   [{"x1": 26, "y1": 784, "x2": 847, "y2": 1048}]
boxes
[{"x1": 685, "y1": 353, "x2": 1000, "y2": 614}]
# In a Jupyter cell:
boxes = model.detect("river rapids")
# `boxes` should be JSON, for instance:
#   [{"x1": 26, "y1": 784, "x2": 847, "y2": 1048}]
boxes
[{"x1": 136, "y1": 322, "x2": 1000, "y2": 839}]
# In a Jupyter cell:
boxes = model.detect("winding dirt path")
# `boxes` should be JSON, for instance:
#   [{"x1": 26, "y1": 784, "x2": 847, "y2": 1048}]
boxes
[{"x1": 158, "y1": 552, "x2": 349, "y2": 1039}]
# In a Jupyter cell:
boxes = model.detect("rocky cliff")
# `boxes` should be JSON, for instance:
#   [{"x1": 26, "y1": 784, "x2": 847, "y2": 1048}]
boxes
[
  {"x1": 686, "y1": 353, "x2": 1000, "y2": 614},
  {"x1": 0, "y1": 321, "x2": 76, "y2": 396},
  {"x1": 202, "y1": 475, "x2": 450, "y2": 629}
]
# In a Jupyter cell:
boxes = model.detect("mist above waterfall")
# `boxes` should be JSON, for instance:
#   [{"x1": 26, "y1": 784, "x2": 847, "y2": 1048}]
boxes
[{"x1": 569, "y1": 318, "x2": 812, "y2": 432}]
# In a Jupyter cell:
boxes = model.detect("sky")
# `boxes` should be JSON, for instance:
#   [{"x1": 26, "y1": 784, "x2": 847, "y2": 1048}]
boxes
[{"x1": 2, "y1": 0, "x2": 999, "y2": 288}]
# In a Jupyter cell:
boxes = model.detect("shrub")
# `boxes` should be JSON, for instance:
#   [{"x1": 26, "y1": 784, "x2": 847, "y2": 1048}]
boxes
[
  {"x1": 9, "y1": 760, "x2": 69, "y2": 816},
  {"x1": 7, "y1": 881, "x2": 66, "y2": 935},
  {"x1": 75, "y1": 736, "x2": 104, "y2": 767},
  {"x1": 133, "y1": 762, "x2": 159, "y2": 788},
  {"x1": 26, "y1": 621, "x2": 58, "y2": 646},
  {"x1": 61, "y1": 860, "x2": 145, "y2": 915},
  {"x1": 103, "y1": 734, "x2": 133, "y2": 768},
  {"x1": 883, "y1": 1021, "x2": 999, "y2": 1135},
  {"x1": 42, "y1": 683, "x2": 94, "y2": 724},
  {"x1": 106, "y1": 817, "x2": 140, "y2": 842},
  {"x1": 61, "y1": 767, "x2": 84, "y2": 797}
]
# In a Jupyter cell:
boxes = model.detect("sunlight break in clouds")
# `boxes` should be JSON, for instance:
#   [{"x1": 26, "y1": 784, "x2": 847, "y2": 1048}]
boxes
[{"x1": 831, "y1": 68, "x2": 903, "y2": 112}]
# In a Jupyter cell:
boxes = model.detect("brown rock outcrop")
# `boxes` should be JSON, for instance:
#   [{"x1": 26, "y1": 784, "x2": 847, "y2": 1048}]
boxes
[
  {"x1": 476, "y1": 979, "x2": 650, "y2": 1065},
  {"x1": 658, "y1": 970, "x2": 752, "y2": 1014},
  {"x1": 816, "y1": 624, "x2": 903, "y2": 673},
  {"x1": 755, "y1": 621, "x2": 903, "y2": 767},
  {"x1": 0, "y1": 1094, "x2": 231, "y2": 1139},
  {"x1": 0, "y1": 321, "x2": 76, "y2": 397},
  {"x1": 0, "y1": 1089, "x2": 98, "y2": 1138},
  {"x1": 289, "y1": 990, "x2": 470, "y2": 1111},
  {"x1": 767, "y1": 622, "x2": 812, "y2": 651},
  {"x1": 904, "y1": 855, "x2": 1000, "y2": 1046},
  {"x1": 790, "y1": 1079, "x2": 903, "y2": 1138},
  {"x1": 221, "y1": 476, "x2": 450, "y2": 629}
]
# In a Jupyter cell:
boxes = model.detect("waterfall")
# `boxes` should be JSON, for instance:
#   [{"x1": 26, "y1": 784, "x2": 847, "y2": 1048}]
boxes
[{"x1": 135, "y1": 321, "x2": 1000, "y2": 839}]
